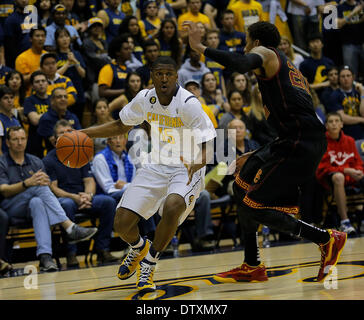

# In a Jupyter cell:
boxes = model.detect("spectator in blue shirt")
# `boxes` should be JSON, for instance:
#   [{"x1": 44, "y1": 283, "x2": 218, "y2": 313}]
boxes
[
  {"x1": 92, "y1": 134, "x2": 136, "y2": 201},
  {"x1": 24, "y1": 71, "x2": 50, "y2": 158},
  {"x1": 44, "y1": 4, "x2": 82, "y2": 52},
  {"x1": 299, "y1": 34, "x2": 335, "y2": 100},
  {"x1": 0, "y1": 126, "x2": 97, "y2": 272},
  {"x1": 218, "y1": 9, "x2": 246, "y2": 55},
  {"x1": 320, "y1": 66, "x2": 339, "y2": 113},
  {"x1": 43, "y1": 119, "x2": 118, "y2": 266},
  {"x1": 328, "y1": 65, "x2": 364, "y2": 140},
  {"x1": 0, "y1": 85, "x2": 20, "y2": 155},
  {"x1": 37, "y1": 87, "x2": 81, "y2": 153},
  {"x1": 4, "y1": 0, "x2": 33, "y2": 68}
]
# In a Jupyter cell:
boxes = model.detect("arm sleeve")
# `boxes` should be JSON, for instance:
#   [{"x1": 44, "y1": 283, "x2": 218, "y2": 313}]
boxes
[
  {"x1": 204, "y1": 48, "x2": 263, "y2": 74},
  {"x1": 181, "y1": 96, "x2": 217, "y2": 144},
  {"x1": 23, "y1": 97, "x2": 36, "y2": 116},
  {"x1": 98, "y1": 64, "x2": 113, "y2": 87},
  {"x1": 15, "y1": 54, "x2": 30, "y2": 75},
  {"x1": 118, "y1": 89, "x2": 147, "y2": 125}
]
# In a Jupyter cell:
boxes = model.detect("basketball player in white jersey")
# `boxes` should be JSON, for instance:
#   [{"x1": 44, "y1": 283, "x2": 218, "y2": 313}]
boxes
[{"x1": 81, "y1": 56, "x2": 216, "y2": 292}]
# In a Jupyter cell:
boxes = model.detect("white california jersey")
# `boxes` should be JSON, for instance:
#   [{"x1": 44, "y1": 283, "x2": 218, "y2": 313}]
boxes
[{"x1": 119, "y1": 86, "x2": 216, "y2": 168}]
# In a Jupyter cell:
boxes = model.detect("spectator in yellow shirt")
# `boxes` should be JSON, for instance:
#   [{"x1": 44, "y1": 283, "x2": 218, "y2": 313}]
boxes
[
  {"x1": 15, "y1": 26, "x2": 47, "y2": 94},
  {"x1": 138, "y1": 0, "x2": 162, "y2": 41},
  {"x1": 177, "y1": 0, "x2": 211, "y2": 38},
  {"x1": 228, "y1": 0, "x2": 263, "y2": 33}
]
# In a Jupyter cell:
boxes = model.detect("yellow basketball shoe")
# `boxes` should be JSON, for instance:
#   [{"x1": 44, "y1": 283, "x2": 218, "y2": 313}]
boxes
[
  {"x1": 136, "y1": 258, "x2": 156, "y2": 292},
  {"x1": 117, "y1": 239, "x2": 151, "y2": 280}
]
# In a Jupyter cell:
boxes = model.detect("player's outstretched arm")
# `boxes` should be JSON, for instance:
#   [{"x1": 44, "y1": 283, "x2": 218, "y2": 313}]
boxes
[
  {"x1": 80, "y1": 119, "x2": 132, "y2": 138},
  {"x1": 183, "y1": 21, "x2": 279, "y2": 77}
]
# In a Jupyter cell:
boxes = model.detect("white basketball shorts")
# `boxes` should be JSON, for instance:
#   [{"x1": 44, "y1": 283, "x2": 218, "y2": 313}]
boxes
[{"x1": 117, "y1": 164, "x2": 205, "y2": 226}]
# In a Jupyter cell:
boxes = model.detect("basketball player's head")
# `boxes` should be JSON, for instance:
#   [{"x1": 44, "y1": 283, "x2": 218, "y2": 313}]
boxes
[
  {"x1": 151, "y1": 56, "x2": 178, "y2": 96},
  {"x1": 244, "y1": 21, "x2": 281, "y2": 53}
]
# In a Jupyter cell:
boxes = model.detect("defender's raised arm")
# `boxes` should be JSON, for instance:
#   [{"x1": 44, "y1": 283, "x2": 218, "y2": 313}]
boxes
[{"x1": 182, "y1": 21, "x2": 280, "y2": 78}]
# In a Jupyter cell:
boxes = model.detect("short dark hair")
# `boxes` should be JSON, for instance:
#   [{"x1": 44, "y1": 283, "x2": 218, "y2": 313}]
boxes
[
  {"x1": 30, "y1": 70, "x2": 47, "y2": 84},
  {"x1": 142, "y1": 39, "x2": 159, "y2": 53},
  {"x1": 327, "y1": 65, "x2": 339, "y2": 74},
  {"x1": 247, "y1": 21, "x2": 281, "y2": 48},
  {"x1": 0, "y1": 85, "x2": 14, "y2": 100},
  {"x1": 53, "y1": 119, "x2": 73, "y2": 137},
  {"x1": 40, "y1": 52, "x2": 57, "y2": 66},
  {"x1": 151, "y1": 56, "x2": 177, "y2": 70},
  {"x1": 308, "y1": 33, "x2": 323, "y2": 43},
  {"x1": 6, "y1": 126, "x2": 25, "y2": 140},
  {"x1": 326, "y1": 112, "x2": 343, "y2": 123},
  {"x1": 221, "y1": 9, "x2": 234, "y2": 19},
  {"x1": 108, "y1": 34, "x2": 130, "y2": 59},
  {"x1": 50, "y1": 87, "x2": 67, "y2": 100},
  {"x1": 30, "y1": 25, "x2": 46, "y2": 38}
]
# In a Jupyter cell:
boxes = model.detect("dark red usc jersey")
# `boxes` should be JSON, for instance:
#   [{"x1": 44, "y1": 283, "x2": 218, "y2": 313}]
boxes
[{"x1": 256, "y1": 48, "x2": 325, "y2": 139}]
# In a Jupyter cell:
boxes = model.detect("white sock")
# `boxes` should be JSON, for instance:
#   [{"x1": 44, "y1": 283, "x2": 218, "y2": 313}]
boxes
[
  {"x1": 145, "y1": 251, "x2": 159, "y2": 264},
  {"x1": 66, "y1": 223, "x2": 75, "y2": 234},
  {"x1": 341, "y1": 219, "x2": 350, "y2": 225},
  {"x1": 130, "y1": 236, "x2": 144, "y2": 249}
]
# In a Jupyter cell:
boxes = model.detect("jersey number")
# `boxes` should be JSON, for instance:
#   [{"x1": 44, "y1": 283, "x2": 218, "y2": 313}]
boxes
[{"x1": 287, "y1": 61, "x2": 311, "y2": 95}]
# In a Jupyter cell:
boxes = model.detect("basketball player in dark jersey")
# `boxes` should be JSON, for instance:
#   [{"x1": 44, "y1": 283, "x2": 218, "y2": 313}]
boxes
[{"x1": 184, "y1": 20, "x2": 347, "y2": 283}]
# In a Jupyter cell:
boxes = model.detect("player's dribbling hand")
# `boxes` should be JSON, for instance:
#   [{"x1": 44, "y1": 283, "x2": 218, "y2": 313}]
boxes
[{"x1": 180, "y1": 156, "x2": 197, "y2": 185}]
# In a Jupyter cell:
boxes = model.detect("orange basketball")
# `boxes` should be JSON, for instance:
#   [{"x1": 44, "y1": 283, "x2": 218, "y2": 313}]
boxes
[{"x1": 56, "y1": 131, "x2": 94, "y2": 168}]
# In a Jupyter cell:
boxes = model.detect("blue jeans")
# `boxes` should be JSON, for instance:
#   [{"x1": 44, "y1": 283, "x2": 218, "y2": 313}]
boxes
[
  {"x1": 1, "y1": 186, "x2": 68, "y2": 257},
  {"x1": 194, "y1": 190, "x2": 214, "y2": 239},
  {"x1": 342, "y1": 44, "x2": 364, "y2": 79},
  {"x1": 59, "y1": 194, "x2": 116, "y2": 253}
]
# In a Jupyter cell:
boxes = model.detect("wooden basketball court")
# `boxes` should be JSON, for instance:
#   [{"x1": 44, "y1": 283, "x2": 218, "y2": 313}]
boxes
[{"x1": 1, "y1": 236, "x2": 364, "y2": 301}]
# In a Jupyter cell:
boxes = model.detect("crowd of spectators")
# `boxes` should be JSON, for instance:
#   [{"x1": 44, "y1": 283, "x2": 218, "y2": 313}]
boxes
[{"x1": 0, "y1": 0, "x2": 363, "y2": 274}]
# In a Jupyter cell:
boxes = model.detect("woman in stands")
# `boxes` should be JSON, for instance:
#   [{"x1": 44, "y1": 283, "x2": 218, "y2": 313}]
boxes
[
  {"x1": 108, "y1": 72, "x2": 144, "y2": 120},
  {"x1": 201, "y1": 72, "x2": 229, "y2": 121},
  {"x1": 155, "y1": 19, "x2": 183, "y2": 67}
]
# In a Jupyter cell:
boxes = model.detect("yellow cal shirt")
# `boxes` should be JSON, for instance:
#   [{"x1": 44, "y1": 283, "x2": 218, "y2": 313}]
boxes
[
  {"x1": 228, "y1": 0, "x2": 263, "y2": 33},
  {"x1": 177, "y1": 11, "x2": 211, "y2": 31}
]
